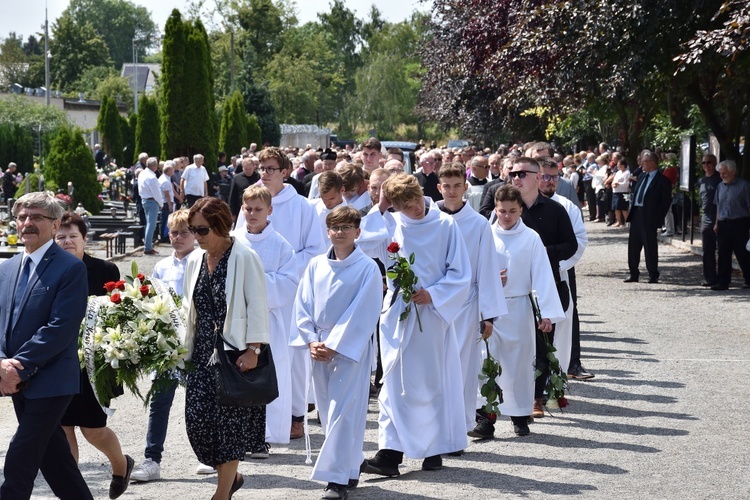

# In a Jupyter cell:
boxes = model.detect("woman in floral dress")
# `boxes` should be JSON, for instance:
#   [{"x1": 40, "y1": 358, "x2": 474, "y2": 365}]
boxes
[{"x1": 182, "y1": 197, "x2": 270, "y2": 500}]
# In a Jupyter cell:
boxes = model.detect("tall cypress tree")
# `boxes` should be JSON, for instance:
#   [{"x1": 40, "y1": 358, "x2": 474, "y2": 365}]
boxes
[
  {"x1": 45, "y1": 125, "x2": 103, "y2": 214},
  {"x1": 97, "y1": 95, "x2": 123, "y2": 164},
  {"x1": 219, "y1": 91, "x2": 247, "y2": 156},
  {"x1": 135, "y1": 95, "x2": 161, "y2": 159},
  {"x1": 160, "y1": 12, "x2": 216, "y2": 169},
  {"x1": 247, "y1": 114, "x2": 262, "y2": 149},
  {"x1": 127, "y1": 113, "x2": 138, "y2": 165},
  {"x1": 160, "y1": 9, "x2": 187, "y2": 160},
  {"x1": 120, "y1": 114, "x2": 133, "y2": 168}
]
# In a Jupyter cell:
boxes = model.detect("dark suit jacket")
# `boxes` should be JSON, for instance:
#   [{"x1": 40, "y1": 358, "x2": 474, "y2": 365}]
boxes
[
  {"x1": 627, "y1": 170, "x2": 672, "y2": 228},
  {"x1": 0, "y1": 242, "x2": 88, "y2": 399}
]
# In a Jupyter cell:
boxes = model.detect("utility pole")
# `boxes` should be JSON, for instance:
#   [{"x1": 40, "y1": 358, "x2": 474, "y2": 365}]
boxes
[
  {"x1": 44, "y1": 4, "x2": 50, "y2": 106},
  {"x1": 133, "y1": 37, "x2": 139, "y2": 114}
]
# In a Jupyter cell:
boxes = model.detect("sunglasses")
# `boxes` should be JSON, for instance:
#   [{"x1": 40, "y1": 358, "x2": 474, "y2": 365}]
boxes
[
  {"x1": 508, "y1": 170, "x2": 537, "y2": 179},
  {"x1": 188, "y1": 226, "x2": 212, "y2": 236}
]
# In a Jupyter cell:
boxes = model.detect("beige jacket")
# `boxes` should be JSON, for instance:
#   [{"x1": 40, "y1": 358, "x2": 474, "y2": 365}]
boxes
[{"x1": 182, "y1": 239, "x2": 270, "y2": 361}]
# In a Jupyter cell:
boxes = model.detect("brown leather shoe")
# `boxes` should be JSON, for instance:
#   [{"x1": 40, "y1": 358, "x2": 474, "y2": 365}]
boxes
[
  {"x1": 532, "y1": 398, "x2": 545, "y2": 418},
  {"x1": 290, "y1": 421, "x2": 304, "y2": 439}
]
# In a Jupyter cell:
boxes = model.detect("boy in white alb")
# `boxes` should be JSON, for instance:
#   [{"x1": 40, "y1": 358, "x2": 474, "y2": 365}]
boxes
[
  {"x1": 436, "y1": 164, "x2": 507, "y2": 439},
  {"x1": 364, "y1": 173, "x2": 471, "y2": 476},
  {"x1": 291, "y1": 206, "x2": 383, "y2": 500},
  {"x1": 251, "y1": 147, "x2": 325, "y2": 439},
  {"x1": 231, "y1": 185, "x2": 299, "y2": 451}
]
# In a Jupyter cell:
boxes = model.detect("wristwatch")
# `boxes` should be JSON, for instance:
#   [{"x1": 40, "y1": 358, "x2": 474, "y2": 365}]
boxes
[{"x1": 247, "y1": 345, "x2": 261, "y2": 355}]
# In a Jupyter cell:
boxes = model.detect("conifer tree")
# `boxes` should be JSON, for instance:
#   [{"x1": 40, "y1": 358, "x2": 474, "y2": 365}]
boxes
[
  {"x1": 160, "y1": 9, "x2": 187, "y2": 160},
  {"x1": 247, "y1": 114, "x2": 262, "y2": 149},
  {"x1": 97, "y1": 95, "x2": 123, "y2": 163},
  {"x1": 135, "y1": 95, "x2": 161, "y2": 159},
  {"x1": 45, "y1": 125, "x2": 103, "y2": 213},
  {"x1": 219, "y1": 91, "x2": 247, "y2": 156}
]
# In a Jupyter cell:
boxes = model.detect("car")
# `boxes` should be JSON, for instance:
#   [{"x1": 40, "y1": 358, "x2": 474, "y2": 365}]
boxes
[
  {"x1": 447, "y1": 139, "x2": 470, "y2": 149},
  {"x1": 381, "y1": 141, "x2": 419, "y2": 174}
]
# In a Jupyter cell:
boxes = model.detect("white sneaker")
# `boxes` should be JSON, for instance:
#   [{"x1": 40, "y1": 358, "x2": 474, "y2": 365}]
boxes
[
  {"x1": 131, "y1": 458, "x2": 161, "y2": 482},
  {"x1": 196, "y1": 463, "x2": 217, "y2": 475}
]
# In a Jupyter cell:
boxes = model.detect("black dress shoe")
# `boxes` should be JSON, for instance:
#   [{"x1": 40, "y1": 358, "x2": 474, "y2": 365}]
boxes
[
  {"x1": 711, "y1": 284, "x2": 729, "y2": 290},
  {"x1": 109, "y1": 455, "x2": 134, "y2": 499},
  {"x1": 701, "y1": 281, "x2": 717, "y2": 287},
  {"x1": 511, "y1": 416, "x2": 530, "y2": 436},
  {"x1": 467, "y1": 418, "x2": 495, "y2": 439},
  {"x1": 648, "y1": 277, "x2": 659, "y2": 284},
  {"x1": 322, "y1": 483, "x2": 348, "y2": 499},
  {"x1": 421, "y1": 455, "x2": 443, "y2": 471},
  {"x1": 229, "y1": 473, "x2": 244, "y2": 499},
  {"x1": 446, "y1": 449, "x2": 464, "y2": 457},
  {"x1": 623, "y1": 277, "x2": 639, "y2": 283},
  {"x1": 567, "y1": 364, "x2": 595, "y2": 380},
  {"x1": 364, "y1": 450, "x2": 402, "y2": 477}
]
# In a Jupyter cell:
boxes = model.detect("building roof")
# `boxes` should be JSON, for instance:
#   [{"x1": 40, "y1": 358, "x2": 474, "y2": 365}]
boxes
[{"x1": 120, "y1": 63, "x2": 160, "y2": 93}]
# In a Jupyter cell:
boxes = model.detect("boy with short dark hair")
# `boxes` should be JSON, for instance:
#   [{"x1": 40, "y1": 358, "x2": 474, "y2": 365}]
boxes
[
  {"x1": 291, "y1": 206, "x2": 383, "y2": 499},
  {"x1": 436, "y1": 163, "x2": 507, "y2": 440}
]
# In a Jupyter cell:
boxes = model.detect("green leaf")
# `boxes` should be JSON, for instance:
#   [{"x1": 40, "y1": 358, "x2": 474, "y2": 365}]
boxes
[
  {"x1": 409, "y1": 252, "x2": 415, "y2": 264},
  {"x1": 131, "y1": 260, "x2": 139, "y2": 279}
]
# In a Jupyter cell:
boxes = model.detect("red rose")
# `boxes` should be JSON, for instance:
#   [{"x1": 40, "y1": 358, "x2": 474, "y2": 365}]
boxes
[
  {"x1": 104, "y1": 281, "x2": 117, "y2": 293},
  {"x1": 486, "y1": 412, "x2": 497, "y2": 420},
  {"x1": 140, "y1": 285, "x2": 150, "y2": 297},
  {"x1": 110, "y1": 293, "x2": 122, "y2": 304},
  {"x1": 137, "y1": 273, "x2": 145, "y2": 281},
  {"x1": 558, "y1": 396, "x2": 568, "y2": 408},
  {"x1": 387, "y1": 242, "x2": 400, "y2": 254},
  {"x1": 115, "y1": 280, "x2": 126, "y2": 291}
]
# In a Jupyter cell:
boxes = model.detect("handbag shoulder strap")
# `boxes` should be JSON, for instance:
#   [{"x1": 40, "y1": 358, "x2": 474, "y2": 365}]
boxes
[{"x1": 201, "y1": 255, "x2": 240, "y2": 352}]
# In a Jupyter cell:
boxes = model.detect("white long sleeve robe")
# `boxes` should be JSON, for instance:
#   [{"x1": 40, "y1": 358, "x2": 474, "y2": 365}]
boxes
[
  {"x1": 488, "y1": 219, "x2": 564, "y2": 417},
  {"x1": 551, "y1": 193, "x2": 588, "y2": 374},
  {"x1": 378, "y1": 208, "x2": 471, "y2": 458},
  {"x1": 232, "y1": 221, "x2": 299, "y2": 444},
  {"x1": 449, "y1": 203, "x2": 508, "y2": 432},
  {"x1": 290, "y1": 246, "x2": 383, "y2": 485}
]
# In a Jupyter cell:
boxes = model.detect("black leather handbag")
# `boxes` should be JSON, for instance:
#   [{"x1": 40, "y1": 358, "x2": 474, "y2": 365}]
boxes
[{"x1": 213, "y1": 331, "x2": 279, "y2": 407}]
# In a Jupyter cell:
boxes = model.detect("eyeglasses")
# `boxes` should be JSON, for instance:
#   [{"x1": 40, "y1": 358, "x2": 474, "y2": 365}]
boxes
[
  {"x1": 541, "y1": 174, "x2": 559, "y2": 181},
  {"x1": 258, "y1": 166, "x2": 282, "y2": 174},
  {"x1": 508, "y1": 170, "x2": 537, "y2": 179},
  {"x1": 169, "y1": 230, "x2": 192, "y2": 238},
  {"x1": 16, "y1": 213, "x2": 56, "y2": 224},
  {"x1": 327, "y1": 225, "x2": 355, "y2": 233},
  {"x1": 188, "y1": 226, "x2": 212, "y2": 236}
]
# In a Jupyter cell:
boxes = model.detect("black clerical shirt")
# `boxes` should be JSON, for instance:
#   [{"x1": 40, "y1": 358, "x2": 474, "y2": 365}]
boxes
[{"x1": 521, "y1": 193, "x2": 577, "y2": 283}]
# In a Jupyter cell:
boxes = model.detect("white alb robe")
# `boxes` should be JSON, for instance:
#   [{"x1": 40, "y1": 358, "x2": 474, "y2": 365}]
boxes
[
  {"x1": 290, "y1": 246, "x2": 383, "y2": 485},
  {"x1": 488, "y1": 219, "x2": 564, "y2": 417},
  {"x1": 310, "y1": 198, "x2": 347, "y2": 246},
  {"x1": 551, "y1": 193, "x2": 588, "y2": 374},
  {"x1": 232, "y1": 221, "x2": 298, "y2": 444},
  {"x1": 466, "y1": 184, "x2": 484, "y2": 212},
  {"x1": 449, "y1": 203, "x2": 508, "y2": 432},
  {"x1": 378, "y1": 208, "x2": 471, "y2": 458},
  {"x1": 263, "y1": 184, "x2": 326, "y2": 417}
]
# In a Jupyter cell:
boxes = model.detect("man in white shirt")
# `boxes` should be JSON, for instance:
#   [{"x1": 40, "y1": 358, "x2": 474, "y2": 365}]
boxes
[
  {"x1": 138, "y1": 157, "x2": 164, "y2": 255},
  {"x1": 158, "y1": 162, "x2": 175, "y2": 243},
  {"x1": 180, "y1": 154, "x2": 209, "y2": 207}
]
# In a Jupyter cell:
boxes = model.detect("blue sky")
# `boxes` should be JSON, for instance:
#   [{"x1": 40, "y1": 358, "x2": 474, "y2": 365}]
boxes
[{"x1": 1, "y1": 0, "x2": 429, "y2": 41}]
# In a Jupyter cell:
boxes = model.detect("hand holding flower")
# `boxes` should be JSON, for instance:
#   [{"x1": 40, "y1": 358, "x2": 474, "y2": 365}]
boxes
[{"x1": 412, "y1": 289, "x2": 432, "y2": 305}]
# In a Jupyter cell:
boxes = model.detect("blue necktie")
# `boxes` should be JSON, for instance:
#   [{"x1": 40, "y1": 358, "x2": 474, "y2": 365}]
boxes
[
  {"x1": 636, "y1": 174, "x2": 649, "y2": 206},
  {"x1": 12, "y1": 258, "x2": 31, "y2": 323}
]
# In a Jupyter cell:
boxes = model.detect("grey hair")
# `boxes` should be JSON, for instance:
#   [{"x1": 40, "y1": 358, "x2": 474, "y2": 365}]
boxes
[
  {"x1": 147, "y1": 157, "x2": 159, "y2": 168},
  {"x1": 640, "y1": 150, "x2": 658, "y2": 163},
  {"x1": 193, "y1": 154, "x2": 204, "y2": 162},
  {"x1": 14, "y1": 191, "x2": 64, "y2": 219},
  {"x1": 718, "y1": 160, "x2": 736, "y2": 173}
]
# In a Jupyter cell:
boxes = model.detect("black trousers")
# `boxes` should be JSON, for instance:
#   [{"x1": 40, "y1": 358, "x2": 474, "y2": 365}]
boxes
[
  {"x1": 534, "y1": 327, "x2": 555, "y2": 399},
  {"x1": 1, "y1": 393, "x2": 93, "y2": 500},
  {"x1": 185, "y1": 194, "x2": 203, "y2": 208},
  {"x1": 567, "y1": 268, "x2": 582, "y2": 368},
  {"x1": 627, "y1": 207, "x2": 660, "y2": 281},
  {"x1": 701, "y1": 225, "x2": 718, "y2": 284},
  {"x1": 716, "y1": 217, "x2": 750, "y2": 286}
]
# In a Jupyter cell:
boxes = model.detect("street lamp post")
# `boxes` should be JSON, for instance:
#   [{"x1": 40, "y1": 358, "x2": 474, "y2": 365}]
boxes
[{"x1": 132, "y1": 36, "x2": 139, "y2": 114}]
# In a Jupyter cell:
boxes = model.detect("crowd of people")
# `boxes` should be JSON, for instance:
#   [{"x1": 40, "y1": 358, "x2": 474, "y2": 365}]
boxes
[{"x1": 1, "y1": 136, "x2": 749, "y2": 500}]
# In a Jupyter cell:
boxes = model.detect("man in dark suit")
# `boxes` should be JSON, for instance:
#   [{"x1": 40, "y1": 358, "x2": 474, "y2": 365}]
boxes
[
  {"x1": 625, "y1": 150, "x2": 672, "y2": 284},
  {"x1": 0, "y1": 192, "x2": 93, "y2": 499}
]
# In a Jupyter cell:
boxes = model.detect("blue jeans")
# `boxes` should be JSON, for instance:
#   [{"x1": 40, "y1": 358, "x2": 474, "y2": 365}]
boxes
[
  {"x1": 160, "y1": 204, "x2": 172, "y2": 241},
  {"x1": 143, "y1": 198, "x2": 160, "y2": 252},
  {"x1": 144, "y1": 378, "x2": 178, "y2": 463}
]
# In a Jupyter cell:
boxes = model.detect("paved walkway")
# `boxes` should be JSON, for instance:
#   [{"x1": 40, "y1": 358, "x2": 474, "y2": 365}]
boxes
[{"x1": 1, "y1": 221, "x2": 749, "y2": 499}]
